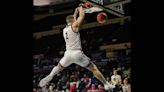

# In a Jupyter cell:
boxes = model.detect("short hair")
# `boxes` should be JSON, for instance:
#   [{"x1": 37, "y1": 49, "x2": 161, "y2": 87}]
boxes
[{"x1": 66, "y1": 15, "x2": 74, "y2": 23}]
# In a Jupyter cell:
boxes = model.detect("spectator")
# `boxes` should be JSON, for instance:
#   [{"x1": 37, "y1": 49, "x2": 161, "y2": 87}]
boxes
[
  {"x1": 42, "y1": 84, "x2": 49, "y2": 92},
  {"x1": 111, "y1": 70, "x2": 122, "y2": 86},
  {"x1": 56, "y1": 80, "x2": 63, "y2": 91},
  {"x1": 49, "y1": 82, "x2": 54, "y2": 92},
  {"x1": 122, "y1": 67, "x2": 130, "y2": 79},
  {"x1": 54, "y1": 86, "x2": 60, "y2": 92},
  {"x1": 111, "y1": 70, "x2": 122, "y2": 92},
  {"x1": 60, "y1": 72, "x2": 69, "y2": 89},
  {"x1": 69, "y1": 78, "x2": 78, "y2": 92},
  {"x1": 33, "y1": 87, "x2": 37, "y2": 92},
  {"x1": 37, "y1": 87, "x2": 42, "y2": 92},
  {"x1": 75, "y1": 78, "x2": 81, "y2": 92},
  {"x1": 78, "y1": 78, "x2": 86, "y2": 92},
  {"x1": 65, "y1": 80, "x2": 70, "y2": 92},
  {"x1": 70, "y1": 72, "x2": 75, "y2": 78},
  {"x1": 74, "y1": 71, "x2": 79, "y2": 79},
  {"x1": 122, "y1": 78, "x2": 131, "y2": 92},
  {"x1": 98, "y1": 84, "x2": 105, "y2": 92},
  {"x1": 81, "y1": 74, "x2": 92, "y2": 89},
  {"x1": 87, "y1": 84, "x2": 98, "y2": 92},
  {"x1": 70, "y1": 82, "x2": 76, "y2": 92}
]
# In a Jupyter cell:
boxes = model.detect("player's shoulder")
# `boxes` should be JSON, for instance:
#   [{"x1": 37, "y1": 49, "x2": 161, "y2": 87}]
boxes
[
  {"x1": 63, "y1": 27, "x2": 66, "y2": 32},
  {"x1": 63, "y1": 25, "x2": 69, "y2": 30}
]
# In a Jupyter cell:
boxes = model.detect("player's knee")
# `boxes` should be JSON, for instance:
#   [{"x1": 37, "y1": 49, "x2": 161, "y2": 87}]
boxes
[
  {"x1": 88, "y1": 63, "x2": 98, "y2": 72},
  {"x1": 57, "y1": 63, "x2": 64, "y2": 71},
  {"x1": 53, "y1": 65, "x2": 63, "y2": 73},
  {"x1": 49, "y1": 64, "x2": 64, "y2": 77}
]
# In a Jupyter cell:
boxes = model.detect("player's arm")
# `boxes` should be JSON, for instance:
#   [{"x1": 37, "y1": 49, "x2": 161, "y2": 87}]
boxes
[
  {"x1": 73, "y1": 8, "x2": 78, "y2": 20},
  {"x1": 72, "y1": 6, "x2": 85, "y2": 32}
]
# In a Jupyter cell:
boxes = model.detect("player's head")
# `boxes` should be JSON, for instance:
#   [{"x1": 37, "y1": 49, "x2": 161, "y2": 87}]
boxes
[{"x1": 66, "y1": 15, "x2": 75, "y2": 24}]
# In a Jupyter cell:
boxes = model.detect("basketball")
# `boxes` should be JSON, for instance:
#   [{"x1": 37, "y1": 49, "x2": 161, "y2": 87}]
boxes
[{"x1": 97, "y1": 12, "x2": 108, "y2": 24}]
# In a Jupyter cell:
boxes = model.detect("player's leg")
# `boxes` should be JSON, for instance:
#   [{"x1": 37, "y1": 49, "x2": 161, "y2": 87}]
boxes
[
  {"x1": 87, "y1": 63, "x2": 107, "y2": 84},
  {"x1": 74, "y1": 51, "x2": 111, "y2": 90},
  {"x1": 39, "y1": 51, "x2": 72, "y2": 87},
  {"x1": 86, "y1": 63, "x2": 111, "y2": 90},
  {"x1": 39, "y1": 63, "x2": 64, "y2": 87}
]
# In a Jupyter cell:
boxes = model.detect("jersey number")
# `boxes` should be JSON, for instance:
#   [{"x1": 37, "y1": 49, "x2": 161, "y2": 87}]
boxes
[{"x1": 66, "y1": 32, "x2": 68, "y2": 39}]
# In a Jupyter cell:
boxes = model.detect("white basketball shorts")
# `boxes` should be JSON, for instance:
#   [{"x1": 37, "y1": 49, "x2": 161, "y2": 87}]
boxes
[{"x1": 59, "y1": 50, "x2": 91, "y2": 67}]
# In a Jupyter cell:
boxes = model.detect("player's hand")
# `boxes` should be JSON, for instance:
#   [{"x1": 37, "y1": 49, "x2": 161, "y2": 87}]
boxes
[
  {"x1": 77, "y1": 6, "x2": 84, "y2": 13},
  {"x1": 73, "y1": 7, "x2": 79, "y2": 18},
  {"x1": 78, "y1": 6, "x2": 83, "y2": 10}
]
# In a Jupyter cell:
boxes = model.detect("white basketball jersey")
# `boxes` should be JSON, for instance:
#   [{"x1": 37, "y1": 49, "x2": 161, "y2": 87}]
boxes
[{"x1": 63, "y1": 24, "x2": 82, "y2": 50}]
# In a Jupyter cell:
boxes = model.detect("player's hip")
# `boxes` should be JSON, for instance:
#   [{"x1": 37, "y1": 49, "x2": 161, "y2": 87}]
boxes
[
  {"x1": 65, "y1": 49, "x2": 83, "y2": 55},
  {"x1": 64, "y1": 50, "x2": 88, "y2": 59}
]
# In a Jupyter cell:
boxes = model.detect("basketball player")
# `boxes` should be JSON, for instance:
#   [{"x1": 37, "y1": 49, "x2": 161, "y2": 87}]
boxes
[{"x1": 39, "y1": 6, "x2": 111, "y2": 90}]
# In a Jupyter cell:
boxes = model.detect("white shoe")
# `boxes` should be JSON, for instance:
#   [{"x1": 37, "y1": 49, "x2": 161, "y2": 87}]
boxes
[
  {"x1": 104, "y1": 82, "x2": 114, "y2": 90},
  {"x1": 104, "y1": 84, "x2": 110, "y2": 90},
  {"x1": 39, "y1": 75, "x2": 53, "y2": 87}
]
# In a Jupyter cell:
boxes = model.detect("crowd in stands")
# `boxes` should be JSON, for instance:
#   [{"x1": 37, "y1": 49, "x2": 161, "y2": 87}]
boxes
[
  {"x1": 33, "y1": 48, "x2": 131, "y2": 92},
  {"x1": 33, "y1": 65, "x2": 131, "y2": 92}
]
